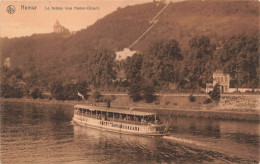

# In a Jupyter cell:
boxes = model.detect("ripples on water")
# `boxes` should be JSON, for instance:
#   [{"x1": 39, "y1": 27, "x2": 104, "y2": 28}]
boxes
[{"x1": 1, "y1": 101, "x2": 259, "y2": 163}]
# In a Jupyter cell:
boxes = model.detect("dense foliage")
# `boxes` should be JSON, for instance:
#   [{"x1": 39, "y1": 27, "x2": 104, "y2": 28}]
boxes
[
  {"x1": 142, "y1": 83, "x2": 156, "y2": 103},
  {"x1": 128, "y1": 83, "x2": 142, "y2": 102},
  {"x1": 142, "y1": 39, "x2": 183, "y2": 88},
  {"x1": 31, "y1": 88, "x2": 42, "y2": 99},
  {"x1": 1, "y1": 1, "x2": 258, "y2": 85},
  {"x1": 184, "y1": 36, "x2": 216, "y2": 89},
  {"x1": 0, "y1": 83, "x2": 24, "y2": 98},
  {"x1": 219, "y1": 35, "x2": 259, "y2": 89},
  {"x1": 1, "y1": 34, "x2": 259, "y2": 100},
  {"x1": 50, "y1": 81, "x2": 89, "y2": 100},
  {"x1": 79, "y1": 49, "x2": 117, "y2": 88}
]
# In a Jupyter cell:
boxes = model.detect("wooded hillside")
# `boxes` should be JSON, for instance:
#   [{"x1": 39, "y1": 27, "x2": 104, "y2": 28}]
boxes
[{"x1": 1, "y1": 1, "x2": 259, "y2": 97}]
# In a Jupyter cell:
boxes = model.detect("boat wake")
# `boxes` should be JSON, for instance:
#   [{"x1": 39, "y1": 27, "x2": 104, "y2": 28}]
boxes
[{"x1": 163, "y1": 136, "x2": 207, "y2": 147}]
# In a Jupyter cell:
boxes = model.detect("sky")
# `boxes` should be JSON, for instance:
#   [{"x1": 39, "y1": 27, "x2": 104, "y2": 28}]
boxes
[{"x1": 0, "y1": 0, "x2": 167, "y2": 38}]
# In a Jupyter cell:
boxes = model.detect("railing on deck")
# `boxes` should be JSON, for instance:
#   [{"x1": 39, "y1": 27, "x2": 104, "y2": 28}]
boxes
[{"x1": 75, "y1": 111, "x2": 155, "y2": 125}]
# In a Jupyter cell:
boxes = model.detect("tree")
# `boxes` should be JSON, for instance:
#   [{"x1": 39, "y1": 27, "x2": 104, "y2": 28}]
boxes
[
  {"x1": 142, "y1": 39, "x2": 183, "y2": 88},
  {"x1": 125, "y1": 53, "x2": 143, "y2": 84},
  {"x1": 128, "y1": 83, "x2": 142, "y2": 102},
  {"x1": 13, "y1": 67, "x2": 23, "y2": 79},
  {"x1": 184, "y1": 35, "x2": 216, "y2": 90},
  {"x1": 125, "y1": 53, "x2": 145, "y2": 101},
  {"x1": 209, "y1": 83, "x2": 220, "y2": 102},
  {"x1": 76, "y1": 81, "x2": 89, "y2": 100},
  {"x1": 50, "y1": 81, "x2": 65, "y2": 100},
  {"x1": 31, "y1": 88, "x2": 42, "y2": 99},
  {"x1": 50, "y1": 81, "x2": 89, "y2": 101},
  {"x1": 83, "y1": 49, "x2": 117, "y2": 88},
  {"x1": 63, "y1": 83, "x2": 78, "y2": 100},
  {"x1": 142, "y1": 83, "x2": 156, "y2": 103},
  {"x1": 220, "y1": 34, "x2": 259, "y2": 89},
  {"x1": 0, "y1": 83, "x2": 24, "y2": 98}
]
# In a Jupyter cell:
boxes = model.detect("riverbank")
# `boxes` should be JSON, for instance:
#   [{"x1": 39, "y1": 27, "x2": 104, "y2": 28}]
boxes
[{"x1": 1, "y1": 94, "x2": 259, "y2": 121}]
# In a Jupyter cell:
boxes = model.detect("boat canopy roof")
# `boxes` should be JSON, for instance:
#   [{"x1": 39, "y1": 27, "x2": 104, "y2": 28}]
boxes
[{"x1": 74, "y1": 104, "x2": 156, "y2": 116}]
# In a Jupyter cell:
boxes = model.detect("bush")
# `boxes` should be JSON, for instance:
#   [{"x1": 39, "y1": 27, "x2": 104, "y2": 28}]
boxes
[
  {"x1": 50, "y1": 82, "x2": 65, "y2": 100},
  {"x1": 209, "y1": 83, "x2": 220, "y2": 102},
  {"x1": 232, "y1": 90, "x2": 241, "y2": 94},
  {"x1": 189, "y1": 94, "x2": 196, "y2": 102},
  {"x1": 50, "y1": 81, "x2": 89, "y2": 101},
  {"x1": 15, "y1": 88, "x2": 24, "y2": 98},
  {"x1": 154, "y1": 100, "x2": 160, "y2": 105},
  {"x1": 31, "y1": 88, "x2": 42, "y2": 99},
  {"x1": 128, "y1": 84, "x2": 142, "y2": 102},
  {"x1": 0, "y1": 83, "x2": 24, "y2": 98},
  {"x1": 245, "y1": 90, "x2": 252, "y2": 94},
  {"x1": 142, "y1": 84, "x2": 156, "y2": 103},
  {"x1": 203, "y1": 98, "x2": 212, "y2": 104}
]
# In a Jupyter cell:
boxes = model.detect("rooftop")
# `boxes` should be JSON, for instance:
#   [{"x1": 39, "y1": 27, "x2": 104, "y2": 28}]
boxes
[{"x1": 74, "y1": 104, "x2": 156, "y2": 116}]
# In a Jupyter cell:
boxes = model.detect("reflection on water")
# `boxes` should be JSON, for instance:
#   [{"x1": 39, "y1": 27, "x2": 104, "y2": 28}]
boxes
[
  {"x1": 168, "y1": 116, "x2": 260, "y2": 147},
  {"x1": 1, "y1": 101, "x2": 259, "y2": 163}
]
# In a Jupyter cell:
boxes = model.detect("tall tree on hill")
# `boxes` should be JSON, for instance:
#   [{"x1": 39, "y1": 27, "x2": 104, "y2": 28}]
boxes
[
  {"x1": 184, "y1": 35, "x2": 216, "y2": 90},
  {"x1": 142, "y1": 39, "x2": 183, "y2": 88},
  {"x1": 219, "y1": 34, "x2": 259, "y2": 89},
  {"x1": 125, "y1": 53, "x2": 143, "y2": 102},
  {"x1": 125, "y1": 53, "x2": 143, "y2": 84},
  {"x1": 142, "y1": 82, "x2": 156, "y2": 103},
  {"x1": 83, "y1": 49, "x2": 117, "y2": 88}
]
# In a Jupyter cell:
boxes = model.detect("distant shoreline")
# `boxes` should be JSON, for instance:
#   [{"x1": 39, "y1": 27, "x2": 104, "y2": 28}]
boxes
[
  {"x1": 0, "y1": 97, "x2": 79, "y2": 106},
  {"x1": 1, "y1": 97, "x2": 259, "y2": 122}
]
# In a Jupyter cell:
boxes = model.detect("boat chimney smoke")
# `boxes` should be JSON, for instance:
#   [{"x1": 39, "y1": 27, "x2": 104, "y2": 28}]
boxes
[{"x1": 107, "y1": 100, "x2": 111, "y2": 108}]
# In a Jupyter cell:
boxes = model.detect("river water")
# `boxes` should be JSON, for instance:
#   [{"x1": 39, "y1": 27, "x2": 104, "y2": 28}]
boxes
[{"x1": 1, "y1": 101, "x2": 259, "y2": 163}]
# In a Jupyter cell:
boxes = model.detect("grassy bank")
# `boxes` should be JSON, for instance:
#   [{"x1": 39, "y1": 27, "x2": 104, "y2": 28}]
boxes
[
  {"x1": 109, "y1": 95, "x2": 259, "y2": 121},
  {"x1": 133, "y1": 107, "x2": 259, "y2": 122}
]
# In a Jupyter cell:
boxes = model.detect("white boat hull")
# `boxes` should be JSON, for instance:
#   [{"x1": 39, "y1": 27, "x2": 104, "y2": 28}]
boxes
[{"x1": 73, "y1": 114, "x2": 167, "y2": 136}]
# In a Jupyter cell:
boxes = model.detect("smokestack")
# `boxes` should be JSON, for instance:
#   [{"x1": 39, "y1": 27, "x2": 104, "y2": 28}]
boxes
[{"x1": 107, "y1": 100, "x2": 111, "y2": 108}]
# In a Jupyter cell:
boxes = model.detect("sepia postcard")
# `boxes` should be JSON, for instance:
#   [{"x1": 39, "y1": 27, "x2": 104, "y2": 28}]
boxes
[{"x1": 0, "y1": 0, "x2": 259, "y2": 163}]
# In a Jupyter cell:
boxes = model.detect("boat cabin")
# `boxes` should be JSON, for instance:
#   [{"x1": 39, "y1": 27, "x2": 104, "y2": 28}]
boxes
[{"x1": 74, "y1": 105, "x2": 160, "y2": 125}]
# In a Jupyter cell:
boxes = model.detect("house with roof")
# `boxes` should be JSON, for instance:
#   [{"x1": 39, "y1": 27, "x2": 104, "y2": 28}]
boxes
[
  {"x1": 206, "y1": 71, "x2": 260, "y2": 93},
  {"x1": 115, "y1": 48, "x2": 136, "y2": 61},
  {"x1": 206, "y1": 70, "x2": 230, "y2": 93},
  {"x1": 53, "y1": 20, "x2": 70, "y2": 34}
]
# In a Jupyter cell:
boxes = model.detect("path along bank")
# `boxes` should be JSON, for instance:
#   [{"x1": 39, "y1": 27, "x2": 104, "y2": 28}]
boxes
[{"x1": 1, "y1": 94, "x2": 259, "y2": 122}]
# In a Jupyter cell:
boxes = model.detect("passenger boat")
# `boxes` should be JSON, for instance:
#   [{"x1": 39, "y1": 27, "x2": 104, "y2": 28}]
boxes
[{"x1": 73, "y1": 104, "x2": 169, "y2": 136}]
